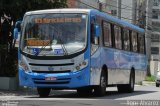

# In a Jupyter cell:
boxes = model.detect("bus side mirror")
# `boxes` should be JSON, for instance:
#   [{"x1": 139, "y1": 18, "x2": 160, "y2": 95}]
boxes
[
  {"x1": 94, "y1": 25, "x2": 100, "y2": 37},
  {"x1": 13, "y1": 28, "x2": 18, "y2": 40},
  {"x1": 14, "y1": 21, "x2": 22, "y2": 40}
]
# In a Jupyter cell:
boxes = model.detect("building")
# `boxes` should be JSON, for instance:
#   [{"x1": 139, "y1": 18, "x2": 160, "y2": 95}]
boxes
[
  {"x1": 76, "y1": 0, "x2": 117, "y2": 16},
  {"x1": 67, "y1": 0, "x2": 77, "y2": 8},
  {"x1": 150, "y1": 0, "x2": 160, "y2": 75},
  {"x1": 75, "y1": 0, "x2": 146, "y2": 24},
  {"x1": 151, "y1": 0, "x2": 160, "y2": 60}
]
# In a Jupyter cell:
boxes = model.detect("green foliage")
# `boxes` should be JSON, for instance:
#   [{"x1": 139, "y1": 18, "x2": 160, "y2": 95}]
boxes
[
  {"x1": 137, "y1": 81, "x2": 142, "y2": 85},
  {"x1": 0, "y1": 45, "x2": 18, "y2": 77},
  {"x1": 145, "y1": 75, "x2": 156, "y2": 82},
  {"x1": 0, "y1": 0, "x2": 67, "y2": 21},
  {"x1": 4, "y1": 48, "x2": 18, "y2": 77},
  {"x1": 0, "y1": 0, "x2": 68, "y2": 77}
]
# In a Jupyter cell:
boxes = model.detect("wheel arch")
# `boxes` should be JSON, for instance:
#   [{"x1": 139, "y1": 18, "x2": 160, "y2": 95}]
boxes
[
  {"x1": 102, "y1": 64, "x2": 108, "y2": 85},
  {"x1": 131, "y1": 67, "x2": 135, "y2": 77}
]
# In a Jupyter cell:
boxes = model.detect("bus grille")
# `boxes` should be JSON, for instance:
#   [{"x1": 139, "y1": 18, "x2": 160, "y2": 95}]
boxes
[
  {"x1": 32, "y1": 78, "x2": 71, "y2": 85},
  {"x1": 32, "y1": 70, "x2": 71, "y2": 73}
]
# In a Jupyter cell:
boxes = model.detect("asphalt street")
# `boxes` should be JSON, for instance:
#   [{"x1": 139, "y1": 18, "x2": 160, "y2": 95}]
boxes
[{"x1": 0, "y1": 85, "x2": 160, "y2": 106}]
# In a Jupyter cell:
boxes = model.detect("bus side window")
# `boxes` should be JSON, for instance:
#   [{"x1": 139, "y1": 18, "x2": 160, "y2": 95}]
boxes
[
  {"x1": 114, "y1": 25, "x2": 122, "y2": 49},
  {"x1": 122, "y1": 29, "x2": 130, "y2": 51},
  {"x1": 131, "y1": 31, "x2": 138, "y2": 52},
  {"x1": 102, "y1": 21, "x2": 112, "y2": 47},
  {"x1": 138, "y1": 34, "x2": 145, "y2": 54}
]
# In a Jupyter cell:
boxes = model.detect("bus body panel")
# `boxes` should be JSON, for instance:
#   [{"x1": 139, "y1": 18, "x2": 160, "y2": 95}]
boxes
[
  {"x1": 90, "y1": 47, "x2": 102, "y2": 85},
  {"x1": 19, "y1": 66, "x2": 90, "y2": 88},
  {"x1": 90, "y1": 47, "x2": 147, "y2": 85},
  {"x1": 19, "y1": 49, "x2": 91, "y2": 88},
  {"x1": 100, "y1": 47, "x2": 147, "y2": 85}
]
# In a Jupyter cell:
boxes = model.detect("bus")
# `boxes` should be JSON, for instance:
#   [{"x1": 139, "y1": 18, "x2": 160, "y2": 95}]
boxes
[{"x1": 14, "y1": 9, "x2": 147, "y2": 97}]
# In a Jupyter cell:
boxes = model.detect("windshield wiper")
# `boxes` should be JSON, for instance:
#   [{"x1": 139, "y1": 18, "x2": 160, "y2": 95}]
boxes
[
  {"x1": 35, "y1": 40, "x2": 51, "y2": 56},
  {"x1": 52, "y1": 25, "x2": 68, "y2": 56},
  {"x1": 58, "y1": 36, "x2": 68, "y2": 56}
]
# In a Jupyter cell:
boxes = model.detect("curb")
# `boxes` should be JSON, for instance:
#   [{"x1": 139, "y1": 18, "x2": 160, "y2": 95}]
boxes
[{"x1": 142, "y1": 81, "x2": 155, "y2": 86}]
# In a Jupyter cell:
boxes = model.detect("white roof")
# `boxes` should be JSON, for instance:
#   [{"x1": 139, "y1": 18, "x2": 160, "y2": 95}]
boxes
[{"x1": 25, "y1": 8, "x2": 91, "y2": 15}]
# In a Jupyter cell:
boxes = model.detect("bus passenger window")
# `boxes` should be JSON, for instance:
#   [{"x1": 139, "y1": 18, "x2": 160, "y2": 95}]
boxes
[
  {"x1": 138, "y1": 35, "x2": 145, "y2": 54},
  {"x1": 103, "y1": 22, "x2": 112, "y2": 47},
  {"x1": 131, "y1": 31, "x2": 138, "y2": 52},
  {"x1": 114, "y1": 25, "x2": 122, "y2": 49},
  {"x1": 123, "y1": 29, "x2": 130, "y2": 51}
]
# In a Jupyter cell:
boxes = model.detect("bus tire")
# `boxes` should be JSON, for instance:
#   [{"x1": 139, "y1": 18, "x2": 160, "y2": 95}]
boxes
[
  {"x1": 127, "y1": 70, "x2": 135, "y2": 92},
  {"x1": 94, "y1": 70, "x2": 107, "y2": 96},
  {"x1": 118, "y1": 70, "x2": 135, "y2": 93},
  {"x1": 37, "y1": 87, "x2": 51, "y2": 97},
  {"x1": 156, "y1": 83, "x2": 159, "y2": 87}
]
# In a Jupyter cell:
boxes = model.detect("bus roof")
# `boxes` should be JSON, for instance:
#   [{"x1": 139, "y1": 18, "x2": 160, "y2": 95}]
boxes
[
  {"x1": 90, "y1": 9, "x2": 145, "y2": 34},
  {"x1": 25, "y1": 8, "x2": 145, "y2": 34},
  {"x1": 25, "y1": 8, "x2": 91, "y2": 15}
]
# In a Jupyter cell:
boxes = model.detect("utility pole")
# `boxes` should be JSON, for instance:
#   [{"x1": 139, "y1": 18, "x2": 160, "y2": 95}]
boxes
[
  {"x1": 98, "y1": 0, "x2": 106, "y2": 11},
  {"x1": 145, "y1": 0, "x2": 152, "y2": 76},
  {"x1": 99, "y1": 2, "x2": 103, "y2": 11},
  {"x1": 132, "y1": 0, "x2": 137, "y2": 24},
  {"x1": 117, "y1": 0, "x2": 121, "y2": 19}
]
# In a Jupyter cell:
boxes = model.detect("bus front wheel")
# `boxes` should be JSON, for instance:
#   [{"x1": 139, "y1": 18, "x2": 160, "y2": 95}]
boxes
[
  {"x1": 94, "y1": 70, "x2": 107, "y2": 96},
  {"x1": 37, "y1": 87, "x2": 51, "y2": 97}
]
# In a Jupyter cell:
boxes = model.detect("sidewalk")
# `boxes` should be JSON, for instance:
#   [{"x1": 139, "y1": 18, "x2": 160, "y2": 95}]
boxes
[
  {"x1": 142, "y1": 81, "x2": 156, "y2": 86},
  {"x1": 0, "y1": 87, "x2": 37, "y2": 96}
]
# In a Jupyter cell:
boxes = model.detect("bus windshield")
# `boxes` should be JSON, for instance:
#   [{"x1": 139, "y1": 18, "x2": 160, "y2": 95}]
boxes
[{"x1": 21, "y1": 13, "x2": 88, "y2": 56}]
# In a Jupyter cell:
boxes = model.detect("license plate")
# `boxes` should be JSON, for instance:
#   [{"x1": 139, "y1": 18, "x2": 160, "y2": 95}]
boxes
[{"x1": 45, "y1": 77, "x2": 57, "y2": 81}]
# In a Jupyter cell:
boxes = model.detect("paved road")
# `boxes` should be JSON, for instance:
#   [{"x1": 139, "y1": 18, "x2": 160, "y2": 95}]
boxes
[{"x1": 0, "y1": 85, "x2": 160, "y2": 106}]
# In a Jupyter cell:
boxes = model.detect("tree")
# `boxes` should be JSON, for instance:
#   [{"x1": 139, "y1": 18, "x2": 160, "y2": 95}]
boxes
[
  {"x1": 1, "y1": 0, "x2": 67, "y2": 23},
  {"x1": 0, "y1": 0, "x2": 67, "y2": 77}
]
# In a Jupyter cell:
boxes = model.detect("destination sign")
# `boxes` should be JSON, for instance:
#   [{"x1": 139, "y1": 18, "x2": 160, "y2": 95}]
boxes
[
  {"x1": 35, "y1": 17, "x2": 81, "y2": 24},
  {"x1": 27, "y1": 39, "x2": 50, "y2": 46}
]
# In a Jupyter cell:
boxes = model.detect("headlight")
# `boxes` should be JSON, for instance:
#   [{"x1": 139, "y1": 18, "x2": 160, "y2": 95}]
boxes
[
  {"x1": 74, "y1": 59, "x2": 88, "y2": 71},
  {"x1": 19, "y1": 56, "x2": 31, "y2": 72},
  {"x1": 20, "y1": 61, "x2": 29, "y2": 71},
  {"x1": 91, "y1": 44, "x2": 98, "y2": 55}
]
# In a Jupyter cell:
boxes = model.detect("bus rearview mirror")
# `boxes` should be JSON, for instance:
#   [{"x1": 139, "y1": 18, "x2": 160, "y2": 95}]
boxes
[
  {"x1": 13, "y1": 28, "x2": 18, "y2": 40},
  {"x1": 14, "y1": 21, "x2": 22, "y2": 40},
  {"x1": 94, "y1": 25, "x2": 100, "y2": 37}
]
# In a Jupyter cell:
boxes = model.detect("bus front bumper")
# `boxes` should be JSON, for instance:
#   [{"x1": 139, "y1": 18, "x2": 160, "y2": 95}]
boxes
[{"x1": 19, "y1": 68, "x2": 90, "y2": 89}]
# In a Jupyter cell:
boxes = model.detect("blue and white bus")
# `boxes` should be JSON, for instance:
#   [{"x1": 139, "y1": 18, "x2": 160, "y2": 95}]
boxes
[{"x1": 14, "y1": 9, "x2": 147, "y2": 97}]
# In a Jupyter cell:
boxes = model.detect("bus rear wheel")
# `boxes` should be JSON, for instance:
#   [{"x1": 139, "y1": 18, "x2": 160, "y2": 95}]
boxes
[
  {"x1": 156, "y1": 83, "x2": 159, "y2": 87},
  {"x1": 37, "y1": 87, "x2": 51, "y2": 97},
  {"x1": 118, "y1": 71, "x2": 135, "y2": 93},
  {"x1": 94, "y1": 70, "x2": 107, "y2": 96}
]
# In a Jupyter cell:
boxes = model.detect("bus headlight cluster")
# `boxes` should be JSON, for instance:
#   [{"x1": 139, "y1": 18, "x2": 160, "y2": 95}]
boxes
[
  {"x1": 75, "y1": 59, "x2": 88, "y2": 71},
  {"x1": 19, "y1": 56, "x2": 31, "y2": 72},
  {"x1": 20, "y1": 61, "x2": 29, "y2": 71}
]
